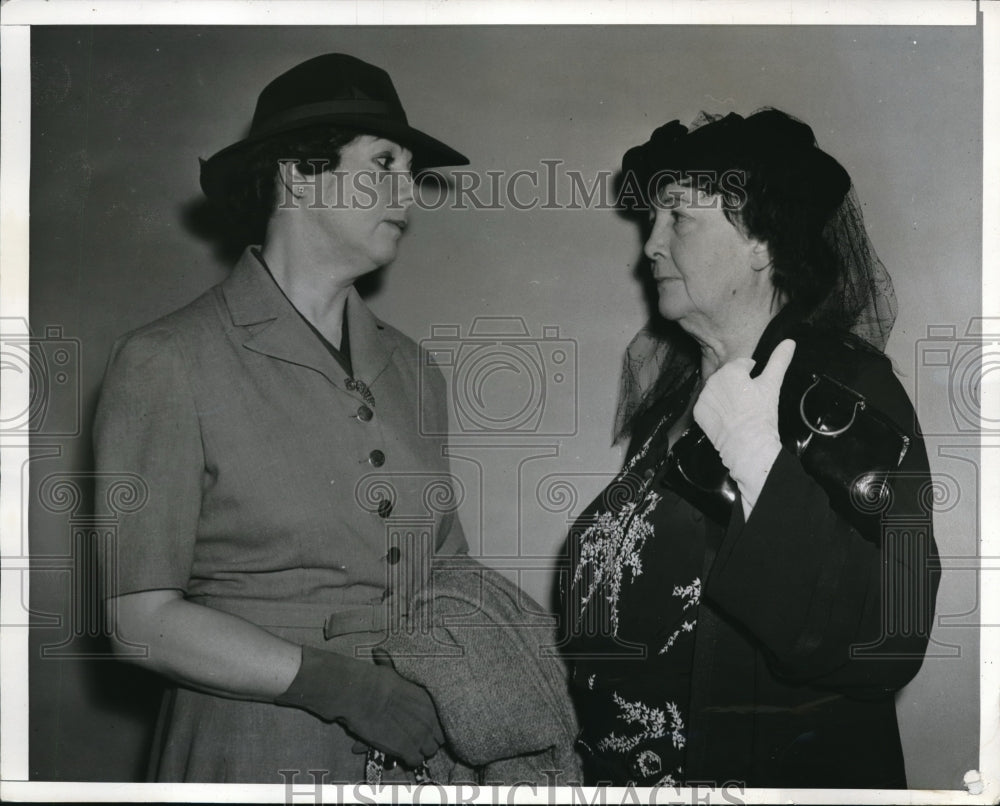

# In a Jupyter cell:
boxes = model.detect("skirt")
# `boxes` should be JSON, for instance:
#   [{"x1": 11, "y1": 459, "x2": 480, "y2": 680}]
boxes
[{"x1": 148, "y1": 596, "x2": 418, "y2": 784}]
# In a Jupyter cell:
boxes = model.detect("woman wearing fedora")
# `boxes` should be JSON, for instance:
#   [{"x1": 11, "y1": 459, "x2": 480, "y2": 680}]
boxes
[{"x1": 94, "y1": 54, "x2": 471, "y2": 783}]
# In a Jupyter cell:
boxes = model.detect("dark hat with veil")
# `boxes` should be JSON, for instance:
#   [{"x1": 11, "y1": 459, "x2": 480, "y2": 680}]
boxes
[{"x1": 613, "y1": 109, "x2": 898, "y2": 443}]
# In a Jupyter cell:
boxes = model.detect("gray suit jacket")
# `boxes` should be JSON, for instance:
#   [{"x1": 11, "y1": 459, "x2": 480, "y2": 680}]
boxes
[{"x1": 94, "y1": 247, "x2": 467, "y2": 611}]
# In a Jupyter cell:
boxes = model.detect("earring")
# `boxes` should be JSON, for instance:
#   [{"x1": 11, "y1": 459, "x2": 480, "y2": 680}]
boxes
[{"x1": 751, "y1": 248, "x2": 774, "y2": 273}]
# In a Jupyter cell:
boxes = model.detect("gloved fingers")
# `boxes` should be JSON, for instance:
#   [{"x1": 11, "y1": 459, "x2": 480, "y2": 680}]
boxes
[
  {"x1": 407, "y1": 694, "x2": 445, "y2": 746},
  {"x1": 371, "y1": 718, "x2": 441, "y2": 768},
  {"x1": 419, "y1": 734, "x2": 442, "y2": 760},
  {"x1": 392, "y1": 676, "x2": 436, "y2": 711},
  {"x1": 693, "y1": 382, "x2": 736, "y2": 441},
  {"x1": 759, "y1": 339, "x2": 796, "y2": 387},
  {"x1": 692, "y1": 391, "x2": 718, "y2": 430},
  {"x1": 432, "y1": 715, "x2": 445, "y2": 745},
  {"x1": 396, "y1": 743, "x2": 426, "y2": 769},
  {"x1": 356, "y1": 733, "x2": 422, "y2": 769},
  {"x1": 710, "y1": 359, "x2": 755, "y2": 397},
  {"x1": 697, "y1": 361, "x2": 753, "y2": 419},
  {"x1": 697, "y1": 344, "x2": 793, "y2": 443},
  {"x1": 395, "y1": 693, "x2": 442, "y2": 743}
]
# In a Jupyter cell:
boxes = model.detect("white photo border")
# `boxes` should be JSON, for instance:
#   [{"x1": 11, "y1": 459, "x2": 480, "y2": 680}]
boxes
[{"x1": 0, "y1": 1, "x2": 995, "y2": 804}]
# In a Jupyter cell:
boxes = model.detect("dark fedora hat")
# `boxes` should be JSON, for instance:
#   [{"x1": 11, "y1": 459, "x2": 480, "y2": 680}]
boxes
[{"x1": 200, "y1": 53, "x2": 468, "y2": 202}]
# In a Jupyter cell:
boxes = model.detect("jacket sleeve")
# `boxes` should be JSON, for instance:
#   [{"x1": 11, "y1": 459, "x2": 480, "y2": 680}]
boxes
[
  {"x1": 92, "y1": 326, "x2": 204, "y2": 596},
  {"x1": 702, "y1": 356, "x2": 939, "y2": 696}
]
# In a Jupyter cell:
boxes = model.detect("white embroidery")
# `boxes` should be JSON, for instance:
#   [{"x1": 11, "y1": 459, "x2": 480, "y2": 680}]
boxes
[
  {"x1": 664, "y1": 701, "x2": 686, "y2": 750},
  {"x1": 623, "y1": 428, "x2": 657, "y2": 473},
  {"x1": 571, "y1": 431, "x2": 665, "y2": 636},
  {"x1": 596, "y1": 692, "x2": 686, "y2": 755},
  {"x1": 673, "y1": 577, "x2": 701, "y2": 610},
  {"x1": 658, "y1": 577, "x2": 702, "y2": 654},
  {"x1": 658, "y1": 619, "x2": 697, "y2": 655},
  {"x1": 572, "y1": 495, "x2": 662, "y2": 636}
]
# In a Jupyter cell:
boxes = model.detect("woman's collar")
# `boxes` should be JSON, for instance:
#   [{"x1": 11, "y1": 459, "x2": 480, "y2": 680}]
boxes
[{"x1": 749, "y1": 304, "x2": 811, "y2": 376}]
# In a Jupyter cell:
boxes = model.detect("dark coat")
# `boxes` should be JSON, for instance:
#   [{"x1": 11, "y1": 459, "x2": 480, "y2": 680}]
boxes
[{"x1": 565, "y1": 310, "x2": 939, "y2": 789}]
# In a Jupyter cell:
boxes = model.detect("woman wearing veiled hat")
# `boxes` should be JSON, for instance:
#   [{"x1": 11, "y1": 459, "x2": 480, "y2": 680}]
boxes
[
  {"x1": 560, "y1": 110, "x2": 939, "y2": 788},
  {"x1": 94, "y1": 54, "x2": 470, "y2": 783}
]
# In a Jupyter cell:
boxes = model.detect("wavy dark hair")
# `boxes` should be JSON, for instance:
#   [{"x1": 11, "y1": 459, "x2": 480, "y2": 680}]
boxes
[
  {"x1": 220, "y1": 124, "x2": 360, "y2": 244},
  {"x1": 620, "y1": 109, "x2": 851, "y2": 316}
]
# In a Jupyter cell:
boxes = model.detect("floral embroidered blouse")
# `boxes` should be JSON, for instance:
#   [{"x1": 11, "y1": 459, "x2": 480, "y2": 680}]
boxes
[{"x1": 563, "y1": 374, "x2": 709, "y2": 786}]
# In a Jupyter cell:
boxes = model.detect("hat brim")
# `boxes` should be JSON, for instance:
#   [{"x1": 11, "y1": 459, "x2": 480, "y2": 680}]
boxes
[{"x1": 200, "y1": 113, "x2": 468, "y2": 203}]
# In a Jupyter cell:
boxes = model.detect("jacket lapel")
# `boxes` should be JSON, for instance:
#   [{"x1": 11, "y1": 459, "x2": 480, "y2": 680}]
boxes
[
  {"x1": 750, "y1": 304, "x2": 807, "y2": 376},
  {"x1": 343, "y1": 285, "x2": 394, "y2": 386},
  {"x1": 222, "y1": 247, "x2": 347, "y2": 387},
  {"x1": 221, "y1": 247, "x2": 395, "y2": 389}
]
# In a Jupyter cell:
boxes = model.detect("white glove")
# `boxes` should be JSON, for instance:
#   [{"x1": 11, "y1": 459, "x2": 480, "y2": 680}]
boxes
[{"x1": 693, "y1": 339, "x2": 796, "y2": 518}]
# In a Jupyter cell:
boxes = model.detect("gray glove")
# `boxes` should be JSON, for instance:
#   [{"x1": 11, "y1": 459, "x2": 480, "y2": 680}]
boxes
[{"x1": 275, "y1": 645, "x2": 444, "y2": 768}]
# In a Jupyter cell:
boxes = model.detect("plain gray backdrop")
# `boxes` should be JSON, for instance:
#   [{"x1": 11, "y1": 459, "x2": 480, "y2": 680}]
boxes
[{"x1": 27, "y1": 24, "x2": 981, "y2": 788}]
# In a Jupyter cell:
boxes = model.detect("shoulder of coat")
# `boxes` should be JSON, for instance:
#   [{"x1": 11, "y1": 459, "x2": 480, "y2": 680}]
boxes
[{"x1": 788, "y1": 324, "x2": 890, "y2": 381}]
